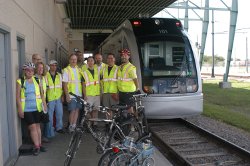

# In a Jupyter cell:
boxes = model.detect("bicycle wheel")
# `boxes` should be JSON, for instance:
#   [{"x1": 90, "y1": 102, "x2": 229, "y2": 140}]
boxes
[
  {"x1": 107, "y1": 120, "x2": 142, "y2": 147},
  {"x1": 98, "y1": 149, "x2": 115, "y2": 166},
  {"x1": 142, "y1": 157, "x2": 155, "y2": 166},
  {"x1": 138, "y1": 108, "x2": 149, "y2": 134},
  {"x1": 64, "y1": 132, "x2": 82, "y2": 166},
  {"x1": 108, "y1": 150, "x2": 134, "y2": 166}
]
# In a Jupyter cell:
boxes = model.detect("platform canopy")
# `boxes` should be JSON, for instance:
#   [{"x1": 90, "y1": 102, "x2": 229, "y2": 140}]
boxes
[{"x1": 65, "y1": 0, "x2": 176, "y2": 30}]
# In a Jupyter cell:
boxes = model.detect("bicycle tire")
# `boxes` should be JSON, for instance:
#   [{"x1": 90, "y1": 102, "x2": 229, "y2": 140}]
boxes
[
  {"x1": 138, "y1": 108, "x2": 149, "y2": 134},
  {"x1": 108, "y1": 150, "x2": 134, "y2": 166},
  {"x1": 107, "y1": 120, "x2": 142, "y2": 147},
  {"x1": 64, "y1": 132, "x2": 81, "y2": 166},
  {"x1": 98, "y1": 149, "x2": 115, "y2": 166}
]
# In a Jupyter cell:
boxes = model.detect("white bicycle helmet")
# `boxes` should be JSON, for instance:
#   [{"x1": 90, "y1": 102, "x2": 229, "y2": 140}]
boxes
[{"x1": 23, "y1": 62, "x2": 35, "y2": 69}]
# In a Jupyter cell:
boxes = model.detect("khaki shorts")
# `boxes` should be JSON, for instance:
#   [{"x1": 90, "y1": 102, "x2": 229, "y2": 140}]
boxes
[
  {"x1": 86, "y1": 96, "x2": 100, "y2": 111},
  {"x1": 102, "y1": 93, "x2": 119, "y2": 108}
]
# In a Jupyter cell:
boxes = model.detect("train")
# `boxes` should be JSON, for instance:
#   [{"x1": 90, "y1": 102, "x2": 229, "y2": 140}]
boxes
[{"x1": 99, "y1": 18, "x2": 203, "y2": 119}]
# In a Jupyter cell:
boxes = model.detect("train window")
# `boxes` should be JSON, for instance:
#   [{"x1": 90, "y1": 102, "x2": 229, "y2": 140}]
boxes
[{"x1": 138, "y1": 36, "x2": 198, "y2": 94}]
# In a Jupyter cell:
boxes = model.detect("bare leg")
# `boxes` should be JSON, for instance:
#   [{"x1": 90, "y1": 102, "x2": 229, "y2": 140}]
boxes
[{"x1": 29, "y1": 124, "x2": 40, "y2": 147}]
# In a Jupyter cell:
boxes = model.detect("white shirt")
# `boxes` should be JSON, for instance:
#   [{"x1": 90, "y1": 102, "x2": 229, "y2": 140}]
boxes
[{"x1": 62, "y1": 67, "x2": 82, "y2": 98}]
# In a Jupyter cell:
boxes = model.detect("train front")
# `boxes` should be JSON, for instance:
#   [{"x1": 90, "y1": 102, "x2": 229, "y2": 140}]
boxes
[{"x1": 130, "y1": 18, "x2": 203, "y2": 119}]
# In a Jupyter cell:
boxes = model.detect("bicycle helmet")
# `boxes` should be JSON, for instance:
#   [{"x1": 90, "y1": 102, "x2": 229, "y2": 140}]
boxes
[
  {"x1": 119, "y1": 49, "x2": 131, "y2": 55},
  {"x1": 23, "y1": 62, "x2": 35, "y2": 69}
]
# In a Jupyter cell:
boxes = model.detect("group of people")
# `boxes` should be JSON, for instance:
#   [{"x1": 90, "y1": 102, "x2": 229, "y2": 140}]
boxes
[{"x1": 16, "y1": 48, "x2": 140, "y2": 156}]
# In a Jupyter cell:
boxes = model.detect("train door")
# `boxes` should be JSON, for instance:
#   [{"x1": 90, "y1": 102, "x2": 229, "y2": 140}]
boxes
[{"x1": 0, "y1": 31, "x2": 10, "y2": 164}]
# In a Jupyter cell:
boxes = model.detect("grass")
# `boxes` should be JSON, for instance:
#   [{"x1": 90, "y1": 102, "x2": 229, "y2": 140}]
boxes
[{"x1": 202, "y1": 79, "x2": 250, "y2": 132}]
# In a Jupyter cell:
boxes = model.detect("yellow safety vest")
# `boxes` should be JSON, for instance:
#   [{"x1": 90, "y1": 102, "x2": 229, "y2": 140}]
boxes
[
  {"x1": 63, "y1": 65, "x2": 82, "y2": 95},
  {"x1": 81, "y1": 64, "x2": 88, "y2": 72},
  {"x1": 83, "y1": 67, "x2": 100, "y2": 96},
  {"x1": 45, "y1": 72, "x2": 63, "y2": 102},
  {"x1": 102, "y1": 65, "x2": 118, "y2": 93},
  {"x1": 17, "y1": 77, "x2": 42, "y2": 112},
  {"x1": 95, "y1": 63, "x2": 106, "y2": 74},
  {"x1": 118, "y1": 62, "x2": 136, "y2": 92},
  {"x1": 41, "y1": 76, "x2": 47, "y2": 99}
]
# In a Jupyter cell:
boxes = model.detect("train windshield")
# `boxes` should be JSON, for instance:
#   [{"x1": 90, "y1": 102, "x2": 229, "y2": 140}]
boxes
[{"x1": 138, "y1": 35, "x2": 198, "y2": 94}]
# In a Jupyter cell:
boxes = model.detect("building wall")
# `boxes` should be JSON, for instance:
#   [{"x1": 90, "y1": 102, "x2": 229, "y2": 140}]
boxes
[{"x1": 0, "y1": 0, "x2": 69, "y2": 165}]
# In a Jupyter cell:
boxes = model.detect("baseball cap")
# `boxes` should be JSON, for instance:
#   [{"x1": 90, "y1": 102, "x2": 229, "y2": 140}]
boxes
[{"x1": 49, "y1": 60, "x2": 58, "y2": 65}]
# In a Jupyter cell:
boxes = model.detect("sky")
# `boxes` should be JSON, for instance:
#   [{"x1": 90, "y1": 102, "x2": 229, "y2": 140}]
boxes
[{"x1": 154, "y1": 0, "x2": 250, "y2": 61}]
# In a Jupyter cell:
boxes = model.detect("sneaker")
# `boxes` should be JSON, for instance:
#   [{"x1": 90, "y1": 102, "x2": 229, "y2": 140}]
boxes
[
  {"x1": 40, "y1": 146, "x2": 47, "y2": 152},
  {"x1": 42, "y1": 137, "x2": 50, "y2": 143},
  {"x1": 56, "y1": 129, "x2": 65, "y2": 134},
  {"x1": 68, "y1": 125, "x2": 75, "y2": 133},
  {"x1": 32, "y1": 148, "x2": 40, "y2": 156}
]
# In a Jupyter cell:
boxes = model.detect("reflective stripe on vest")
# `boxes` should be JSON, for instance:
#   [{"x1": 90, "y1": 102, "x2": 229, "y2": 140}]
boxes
[
  {"x1": 102, "y1": 65, "x2": 118, "y2": 93},
  {"x1": 117, "y1": 63, "x2": 136, "y2": 92},
  {"x1": 83, "y1": 67, "x2": 100, "y2": 96},
  {"x1": 17, "y1": 76, "x2": 43, "y2": 112},
  {"x1": 46, "y1": 72, "x2": 63, "y2": 102},
  {"x1": 63, "y1": 66, "x2": 82, "y2": 95}
]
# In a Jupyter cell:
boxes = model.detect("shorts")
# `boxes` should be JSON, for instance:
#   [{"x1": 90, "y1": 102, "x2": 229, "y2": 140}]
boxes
[
  {"x1": 102, "y1": 93, "x2": 118, "y2": 108},
  {"x1": 86, "y1": 96, "x2": 100, "y2": 111},
  {"x1": 68, "y1": 99, "x2": 83, "y2": 111},
  {"x1": 119, "y1": 91, "x2": 136, "y2": 106},
  {"x1": 24, "y1": 111, "x2": 41, "y2": 125}
]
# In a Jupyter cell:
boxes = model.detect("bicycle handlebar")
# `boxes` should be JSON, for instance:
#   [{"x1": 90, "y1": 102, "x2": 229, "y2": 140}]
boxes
[{"x1": 69, "y1": 92, "x2": 88, "y2": 105}]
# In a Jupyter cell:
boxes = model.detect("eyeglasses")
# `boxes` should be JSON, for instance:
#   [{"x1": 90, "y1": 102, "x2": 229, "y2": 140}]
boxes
[
  {"x1": 25, "y1": 68, "x2": 34, "y2": 72},
  {"x1": 50, "y1": 64, "x2": 57, "y2": 66}
]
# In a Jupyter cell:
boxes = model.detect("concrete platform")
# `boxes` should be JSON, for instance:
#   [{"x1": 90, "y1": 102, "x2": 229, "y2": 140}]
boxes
[{"x1": 15, "y1": 131, "x2": 172, "y2": 166}]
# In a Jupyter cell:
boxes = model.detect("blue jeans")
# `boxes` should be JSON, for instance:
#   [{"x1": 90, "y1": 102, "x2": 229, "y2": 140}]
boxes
[{"x1": 45, "y1": 98, "x2": 63, "y2": 138}]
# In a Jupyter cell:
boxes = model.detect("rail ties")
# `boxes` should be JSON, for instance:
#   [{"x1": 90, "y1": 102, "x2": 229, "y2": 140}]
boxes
[{"x1": 149, "y1": 119, "x2": 250, "y2": 166}]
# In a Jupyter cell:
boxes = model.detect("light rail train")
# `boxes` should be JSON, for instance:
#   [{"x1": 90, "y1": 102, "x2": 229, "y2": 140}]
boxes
[{"x1": 99, "y1": 18, "x2": 203, "y2": 119}]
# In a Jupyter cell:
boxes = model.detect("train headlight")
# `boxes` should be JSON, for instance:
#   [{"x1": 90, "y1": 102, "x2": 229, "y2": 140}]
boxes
[
  {"x1": 143, "y1": 86, "x2": 154, "y2": 94},
  {"x1": 155, "y1": 19, "x2": 160, "y2": 25},
  {"x1": 186, "y1": 79, "x2": 198, "y2": 92}
]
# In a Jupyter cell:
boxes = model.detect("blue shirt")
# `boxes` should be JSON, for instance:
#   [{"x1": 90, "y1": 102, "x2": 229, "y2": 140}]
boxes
[{"x1": 24, "y1": 81, "x2": 37, "y2": 112}]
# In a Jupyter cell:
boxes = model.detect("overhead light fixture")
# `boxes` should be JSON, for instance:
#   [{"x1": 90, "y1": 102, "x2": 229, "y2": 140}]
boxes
[
  {"x1": 63, "y1": 18, "x2": 71, "y2": 23},
  {"x1": 55, "y1": 0, "x2": 67, "y2": 4}
]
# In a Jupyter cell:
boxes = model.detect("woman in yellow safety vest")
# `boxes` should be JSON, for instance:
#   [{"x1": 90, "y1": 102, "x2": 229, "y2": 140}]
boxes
[
  {"x1": 35, "y1": 62, "x2": 50, "y2": 143},
  {"x1": 16, "y1": 62, "x2": 47, "y2": 156}
]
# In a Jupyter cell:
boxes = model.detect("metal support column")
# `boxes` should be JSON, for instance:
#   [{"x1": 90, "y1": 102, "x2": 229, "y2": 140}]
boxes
[
  {"x1": 223, "y1": 0, "x2": 238, "y2": 82},
  {"x1": 199, "y1": 0, "x2": 209, "y2": 68},
  {"x1": 184, "y1": 1, "x2": 189, "y2": 32},
  {"x1": 211, "y1": 10, "x2": 215, "y2": 77},
  {"x1": 246, "y1": 36, "x2": 248, "y2": 73}
]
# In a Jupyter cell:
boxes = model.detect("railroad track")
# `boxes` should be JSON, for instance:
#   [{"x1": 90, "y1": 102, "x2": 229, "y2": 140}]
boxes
[{"x1": 150, "y1": 119, "x2": 250, "y2": 166}]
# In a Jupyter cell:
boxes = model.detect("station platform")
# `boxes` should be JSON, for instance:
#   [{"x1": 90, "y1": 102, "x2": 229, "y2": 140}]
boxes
[{"x1": 15, "y1": 127, "x2": 172, "y2": 166}]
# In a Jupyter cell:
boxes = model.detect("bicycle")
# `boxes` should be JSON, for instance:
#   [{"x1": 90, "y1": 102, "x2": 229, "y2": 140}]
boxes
[
  {"x1": 132, "y1": 94, "x2": 149, "y2": 134},
  {"x1": 98, "y1": 133, "x2": 154, "y2": 166},
  {"x1": 64, "y1": 93, "x2": 142, "y2": 166}
]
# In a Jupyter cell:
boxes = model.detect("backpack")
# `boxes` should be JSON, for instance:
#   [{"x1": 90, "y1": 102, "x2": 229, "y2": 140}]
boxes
[{"x1": 21, "y1": 77, "x2": 40, "y2": 89}]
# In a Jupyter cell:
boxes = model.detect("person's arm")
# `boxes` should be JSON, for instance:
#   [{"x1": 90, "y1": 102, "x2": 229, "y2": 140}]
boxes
[
  {"x1": 82, "y1": 82, "x2": 87, "y2": 100},
  {"x1": 133, "y1": 78, "x2": 140, "y2": 91},
  {"x1": 63, "y1": 82, "x2": 71, "y2": 103},
  {"x1": 16, "y1": 81, "x2": 24, "y2": 118},
  {"x1": 39, "y1": 82, "x2": 47, "y2": 112}
]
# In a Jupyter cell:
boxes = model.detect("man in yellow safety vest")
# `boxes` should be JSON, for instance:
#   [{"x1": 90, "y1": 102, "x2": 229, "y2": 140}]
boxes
[
  {"x1": 62, "y1": 54, "x2": 83, "y2": 133},
  {"x1": 82, "y1": 56, "x2": 100, "y2": 131},
  {"x1": 101, "y1": 53, "x2": 119, "y2": 118},
  {"x1": 118, "y1": 49, "x2": 140, "y2": 113},
  {"x1": 45, "y1": 60, "x2": 64, "y2": 137}
]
